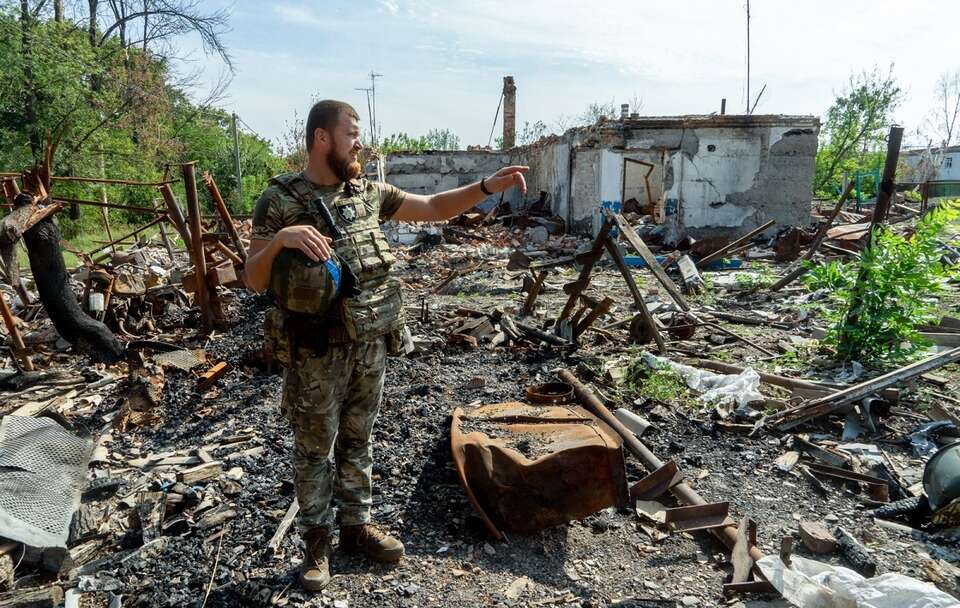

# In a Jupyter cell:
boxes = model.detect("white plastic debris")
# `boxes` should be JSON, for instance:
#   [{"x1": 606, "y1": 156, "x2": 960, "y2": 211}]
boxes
[
  {"x1": 757, "y1": 555, "x2": 960, "y2": 608},
  {"x1": 640, "y1": 352, "x2": 764, "y2": 409}
]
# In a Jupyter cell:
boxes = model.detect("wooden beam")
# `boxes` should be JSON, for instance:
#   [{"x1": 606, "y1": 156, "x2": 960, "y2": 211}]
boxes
[
  {"x1": 696, "y1": 219, "x2": 776, "y2": 269},
  {"x1": 603, "y1": 237, "x2": 665, "y2": 352},
  {"x1": 606, "y1": 210, "x2": 690, "y2": 311}
]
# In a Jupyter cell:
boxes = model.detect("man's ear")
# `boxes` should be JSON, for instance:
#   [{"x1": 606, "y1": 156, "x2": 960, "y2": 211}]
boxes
[{"x1": 313, "y1": 128, "x2": 327, "y2": 149}]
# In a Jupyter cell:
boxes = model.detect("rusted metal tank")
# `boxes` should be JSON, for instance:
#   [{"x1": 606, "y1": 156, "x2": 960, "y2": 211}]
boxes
[{"x1": 451, "y1": 401, "x2": 629, "y2": 539}]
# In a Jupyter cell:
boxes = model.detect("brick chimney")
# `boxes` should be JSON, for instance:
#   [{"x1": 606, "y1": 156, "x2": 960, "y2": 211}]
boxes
[{"x1": 502, "y1": 76, "x2": 516, "y2": 149}]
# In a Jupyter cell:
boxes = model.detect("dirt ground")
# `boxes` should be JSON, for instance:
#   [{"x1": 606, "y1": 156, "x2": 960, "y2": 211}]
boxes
[{"x1": 5, "y1": 224, "x2": 960, "y2": 607}]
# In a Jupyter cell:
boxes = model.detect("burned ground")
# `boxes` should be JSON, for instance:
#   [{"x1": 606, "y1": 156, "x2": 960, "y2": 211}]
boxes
[{"x1": 3, "y1": 201, "x2": 960, "y2": 608}]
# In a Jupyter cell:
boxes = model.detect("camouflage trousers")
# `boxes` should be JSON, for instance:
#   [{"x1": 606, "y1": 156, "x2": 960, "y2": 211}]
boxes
[{"x1": 281, "y1": 336, "x2": 387, "y2": 529}]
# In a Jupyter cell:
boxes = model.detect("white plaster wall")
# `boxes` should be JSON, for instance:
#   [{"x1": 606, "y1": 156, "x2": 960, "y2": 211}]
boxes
[{"x1": 941, "y1": 152, "x2": 960, "y2": 181}]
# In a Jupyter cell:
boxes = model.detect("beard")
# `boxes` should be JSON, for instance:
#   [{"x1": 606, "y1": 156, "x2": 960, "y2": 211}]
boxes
[{"x1": 327, "y1": 139, "x2": 362, "y2": 182}]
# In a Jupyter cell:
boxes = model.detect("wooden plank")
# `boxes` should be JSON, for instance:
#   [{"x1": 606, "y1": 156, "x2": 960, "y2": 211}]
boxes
[
  {"x1": 267, "y1": 497, "x2": 299, "y2": 553},
  {"x1": 606, "y1": 210, "x2": 689, "y2": 311},
  {"x1": 197, "y1": 361, "x2": 231, "y2": 391},
  {"x1": 603, "y1": 237, "x2": 665, "y2": 352}
]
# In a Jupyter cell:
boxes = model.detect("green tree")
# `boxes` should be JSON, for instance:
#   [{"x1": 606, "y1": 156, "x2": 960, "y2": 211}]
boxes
[
  {"x1": 814, "y1": 67, "x2": 902, "y2": 196},
  {"x1": 424, "y1": 128, "x2": 460, "y2": 150}
]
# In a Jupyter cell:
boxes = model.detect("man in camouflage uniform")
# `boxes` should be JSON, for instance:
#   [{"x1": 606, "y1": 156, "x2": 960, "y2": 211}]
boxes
[{"x1": 244, "y1": 99, "x2": 527, "y2": 591}]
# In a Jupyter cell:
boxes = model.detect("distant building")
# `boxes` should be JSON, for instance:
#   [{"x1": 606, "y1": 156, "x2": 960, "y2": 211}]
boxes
[{"x1": 901, "y1": 145, "x2": 960, "y2": 198}]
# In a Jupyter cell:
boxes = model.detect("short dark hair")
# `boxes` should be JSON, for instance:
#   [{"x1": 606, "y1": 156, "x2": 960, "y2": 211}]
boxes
[{"x1": 305, "y1": 100, "x2": 359, "y2": 152}]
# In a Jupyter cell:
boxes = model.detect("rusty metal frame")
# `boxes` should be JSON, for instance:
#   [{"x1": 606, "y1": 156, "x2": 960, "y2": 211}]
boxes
[{"x1": 664, "y1": 501, "x2": 734, "y2": 532}]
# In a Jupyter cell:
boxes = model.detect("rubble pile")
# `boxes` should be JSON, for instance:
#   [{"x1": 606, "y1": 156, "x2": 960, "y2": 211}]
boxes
[{"x1": 2, "y1": 162, "x2": 960, "y2": 607}]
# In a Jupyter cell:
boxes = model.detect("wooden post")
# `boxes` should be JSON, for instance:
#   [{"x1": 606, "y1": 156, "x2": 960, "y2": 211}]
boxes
[
  {"x1": 839, "y1": 126, "x2": 904, "y2": 360},
  {"x1": 603, "y1": 237, "x2": 666, "y2": 353},
  {"x1": 0, "y1": 293, "x2": 34, "y2": 371},
  {"x1": 181, "y1": 163, "x2": 213, "y2": 330},
  {"x1": 202, "y1": 172, "x2": 247, "y2": 262}
]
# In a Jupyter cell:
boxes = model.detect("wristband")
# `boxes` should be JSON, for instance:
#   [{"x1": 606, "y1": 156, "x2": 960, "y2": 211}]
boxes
[{"x1": 480, "y1": 177, "x2": 493, "y2": 196}]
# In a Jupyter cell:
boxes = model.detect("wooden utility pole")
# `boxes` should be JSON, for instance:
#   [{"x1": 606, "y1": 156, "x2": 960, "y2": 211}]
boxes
[{"x1": 839, "y1": 126, "x2": 904, "y2": 359}]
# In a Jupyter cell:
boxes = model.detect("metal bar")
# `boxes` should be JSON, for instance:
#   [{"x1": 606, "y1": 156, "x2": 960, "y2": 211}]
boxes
[
  {"x1": 202, "y1": 172, "x2": 247, "y2": 262},
  {"x1": 157, "y1": 183, "x2": 192, "y2": 246},
  {"x1": 51, "y1": 175, "x2": 178, "y2": 186},
  {"x1": 606, "y1": 210, "x2": 690, "y2": 311},
  {"x1": 212, "y1": 239, "x2": 243, "y2": 266},
  {"x1": 573, "y1": 296, "x2": 614, "y2": 340},
  {"x1": 603, "y1": 236, "x2": 666, "y2": 352},
  {"x1": 696, "y1": 219, "x2": 776, "y2": 269},
  {"x1": 769, "y1": 346, "x2": 960, "y2": 431},
  {"x1": 629, "y1": 460, "x2": 680, "y2": 500},
  {"x1": 522, "y1": 269, "x2": 548, "y2": 317},
  {"x1": 182, "y1": 163, "x2": 213, "y2": 330},
  {"x1": 558, "y1": 368, "x2": 765, "y2": 564},
  {"x1": 83, "y1": 215, "x2": 167, "y2": 256},
  {"x1": 52, "y1": 196, "x2": 162, "y2": 214}
]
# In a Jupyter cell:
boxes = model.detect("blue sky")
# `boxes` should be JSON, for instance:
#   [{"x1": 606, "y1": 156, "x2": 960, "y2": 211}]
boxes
[{"x1": 181, "y1": 0, "x2": 959, "y2": 150}]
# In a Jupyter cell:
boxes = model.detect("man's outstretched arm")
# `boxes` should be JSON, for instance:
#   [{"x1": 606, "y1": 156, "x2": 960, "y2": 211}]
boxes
[{"x1": 390, "y1": 165, "x2": 528, "y2": 223}]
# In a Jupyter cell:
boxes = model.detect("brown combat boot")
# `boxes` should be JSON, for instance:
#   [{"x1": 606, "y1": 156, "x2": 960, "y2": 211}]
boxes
[
  {"x1": 299, "y1": 527, "x2": 332, "y2": 591},
  {"x1": 339, "y1": 524, "x2": 404, "y2": 562}
]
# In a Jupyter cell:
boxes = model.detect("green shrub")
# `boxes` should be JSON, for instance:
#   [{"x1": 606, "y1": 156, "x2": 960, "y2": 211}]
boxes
[{"x1": 804, "y1": 200, "x2": 960, "y2": 363}]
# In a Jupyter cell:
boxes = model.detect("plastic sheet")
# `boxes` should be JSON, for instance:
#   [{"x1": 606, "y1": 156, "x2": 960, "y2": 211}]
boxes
[
  {"x1": 640, "y1": 352, "x2": 764, "y2": 409},
  {"x1": 757, "y1": 555, "x2": 959, "y2": 608}
]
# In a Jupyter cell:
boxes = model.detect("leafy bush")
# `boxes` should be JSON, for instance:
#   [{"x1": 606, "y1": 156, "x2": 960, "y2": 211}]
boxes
[{"x1": 804, "y1": 200, "x2": 960, "y2": 362}]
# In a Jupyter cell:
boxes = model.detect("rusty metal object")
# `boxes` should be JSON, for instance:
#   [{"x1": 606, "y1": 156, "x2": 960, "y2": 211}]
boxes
[
  {"x1": 558, "y1": 368, "x2": 766, "y2": 564},
  {"x1": 451, "y1": 402, "x2": 629, "y2": 539},
  {"x1": 629, "y1": 460, "x2": 681, "y2": 500},
  {"x1": 806, "y1": 462, "x2": 890, "y2": 502},
  {"x1": 526, "y1": 382, "x2": 574, "y2": 404},
  {"x1": 630, "y1": 313, "x2": 656, "y2": 344},
  {"x1": 664, "y1": 502, "x2": 733, "y2": 532},
  {"x1": 666, "y1": 312, "x2": 697, "y2": 340}
]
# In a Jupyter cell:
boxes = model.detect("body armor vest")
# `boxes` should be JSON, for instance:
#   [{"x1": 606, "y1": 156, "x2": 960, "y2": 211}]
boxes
[{"x1": 269, "y1": 172, "x2": 404, "y2": 343}]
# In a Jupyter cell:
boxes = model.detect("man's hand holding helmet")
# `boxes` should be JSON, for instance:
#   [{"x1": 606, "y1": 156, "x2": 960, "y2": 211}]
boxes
[{"x1": 277, "y1": 225, "x2": 334, "y2": 262}]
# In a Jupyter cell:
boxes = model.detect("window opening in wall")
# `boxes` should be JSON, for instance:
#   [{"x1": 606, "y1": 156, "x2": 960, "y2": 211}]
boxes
[{"x1": 946, "y1": 157, "x2": 954, "y2": 169}]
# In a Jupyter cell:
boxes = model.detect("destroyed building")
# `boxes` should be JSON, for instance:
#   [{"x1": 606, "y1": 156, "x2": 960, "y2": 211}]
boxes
[{"x1": 382, "y1": 82, "x2": 819, "y2": 243}]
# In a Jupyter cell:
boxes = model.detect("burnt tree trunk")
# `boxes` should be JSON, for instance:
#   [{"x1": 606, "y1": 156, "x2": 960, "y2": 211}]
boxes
[{"x1": 22, "y1": 209, "x2": 124, "y2": 362}]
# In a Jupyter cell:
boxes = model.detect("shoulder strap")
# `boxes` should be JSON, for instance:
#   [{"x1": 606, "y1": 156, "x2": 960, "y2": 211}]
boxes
[{"x1": 269, "y1": 172, "x2": 314, "y2": 206}]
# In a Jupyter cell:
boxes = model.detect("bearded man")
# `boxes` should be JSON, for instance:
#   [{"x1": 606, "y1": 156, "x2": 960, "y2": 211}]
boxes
[{"x1": 244, "y1": 99, "x2": 527, "y2": 590}]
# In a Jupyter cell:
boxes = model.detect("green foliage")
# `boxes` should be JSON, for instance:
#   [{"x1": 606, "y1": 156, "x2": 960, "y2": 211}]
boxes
[
  {"x1": 814, "y1": 67, "x2": 902, "y2": 196},
  {"x1": 0, "y1": 4, "x2": 282, "y2": 240},
  {"x1": 380, "y1": 129, "x2": 461, "y2": 154},
  {"x1": 804, "y1": 200, "x2": 960, "y2": 363},
  {"x1": 625, "y1": 360, "x2": 690, "y2": 405},
  {"x1": 734, "y1": 265, "x2": 776, "y2": 290}
]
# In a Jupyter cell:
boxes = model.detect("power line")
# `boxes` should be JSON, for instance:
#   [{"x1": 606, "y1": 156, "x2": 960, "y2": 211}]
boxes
[{"x1": 487, "y1": 92, "x2": 504, "y2": 148}]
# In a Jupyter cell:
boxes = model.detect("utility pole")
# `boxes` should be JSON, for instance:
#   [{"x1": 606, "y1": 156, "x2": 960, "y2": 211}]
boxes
[
  {"x1": 231, "y1": 112, "x2": 242, "y2": 211},
  {"x1": 369, "y1": 70, "x2": 383, "y2": 146},
  {"x1": 355, "y1": 86, "x2": 374, "y2": 145},
  {"x1": 745, "y1": 0, "x2": 751, "y2": 114}
]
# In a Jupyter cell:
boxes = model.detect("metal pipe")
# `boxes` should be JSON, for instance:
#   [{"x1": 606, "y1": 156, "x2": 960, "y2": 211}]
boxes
[
  {"x1": 181, "y1": 163, "x2": 213, "y2": 330},
  {"x1": 558, "y1": 368, "x2": 765, "y2": 563}
]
